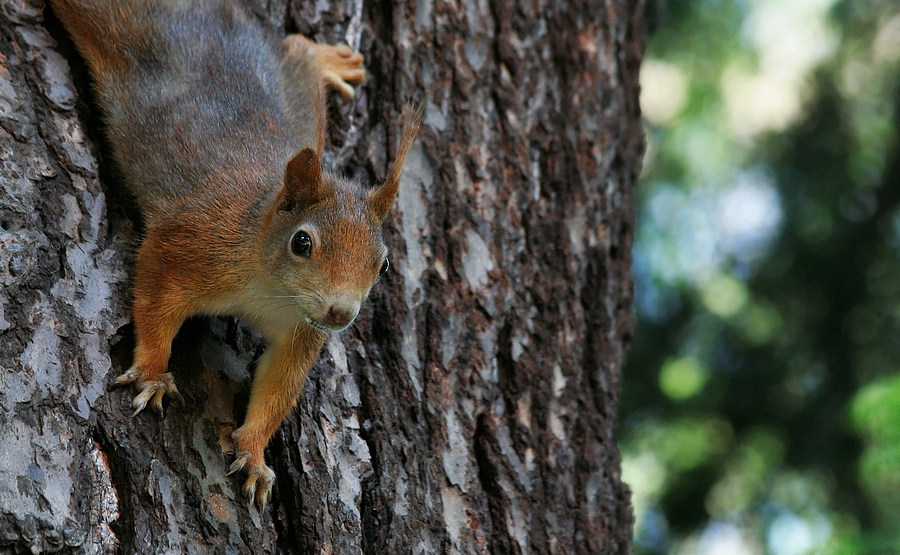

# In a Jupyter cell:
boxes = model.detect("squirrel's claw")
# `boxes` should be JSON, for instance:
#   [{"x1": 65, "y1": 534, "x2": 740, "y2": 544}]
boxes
[
  {"x1": 131, "y1": 385, "x2": 159, "y2": 416},
  {"x1": 226, "y1": 450, "x2": 251, "y2": 476},
  {"x1": 323, "y1": 70, "x2": 357, "y2": 101},
  {"x1": 244, "y1": 464, "x2": 275, "y2": 509},
  {"x1": 116, "y1": 370, "x2": 181, "y2": 416},
  {"x1": 228, "y1": 450, "x2": 275, "y2": 509}
]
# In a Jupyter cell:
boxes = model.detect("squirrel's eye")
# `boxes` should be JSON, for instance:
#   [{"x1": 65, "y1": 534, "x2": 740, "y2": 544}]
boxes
[
  {"x1": 379, "y1": 258, "x2": 390, "y2": 276},
  {"x1": 291, "y1": 231, "x2": 312, "y2": 258}
]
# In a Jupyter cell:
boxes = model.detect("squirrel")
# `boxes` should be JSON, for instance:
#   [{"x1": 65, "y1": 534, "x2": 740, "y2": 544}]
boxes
[{"x1": 50, "y1": 0, "x2": 421, "y2": 508}]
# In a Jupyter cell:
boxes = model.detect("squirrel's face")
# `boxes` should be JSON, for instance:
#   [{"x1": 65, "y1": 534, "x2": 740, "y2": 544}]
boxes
[
  {"x1": 257, "y1": 106, "x2": 420, "y2": 333},
  {"x1": 268, "y1": 205, "x2": 388, "y2": 332},
  {"x1": 257, "y1": 148, "x2": 398, "y2": 333}
]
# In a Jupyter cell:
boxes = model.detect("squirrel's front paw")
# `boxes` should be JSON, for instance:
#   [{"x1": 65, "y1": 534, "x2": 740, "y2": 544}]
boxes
[
  {"x1": 115, "y1": 369, "x2": 183, "y2": 416},
  {"x1": 227, "y1": 449, "x2": 276, "y2": 509}
]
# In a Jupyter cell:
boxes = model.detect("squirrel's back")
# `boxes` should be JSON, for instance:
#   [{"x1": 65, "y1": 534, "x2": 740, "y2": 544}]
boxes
[{"x1": 52, "y1": 0, "x2": 301, "y2": 222}]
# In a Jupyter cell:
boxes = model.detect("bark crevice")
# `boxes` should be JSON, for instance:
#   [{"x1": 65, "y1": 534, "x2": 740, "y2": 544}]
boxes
[
  {"x1": 91, "y1": 423, "x2": 131, "y2": 554},
  {"x1": 473, "y1": 413, "x2": 512, "y2": 554}
]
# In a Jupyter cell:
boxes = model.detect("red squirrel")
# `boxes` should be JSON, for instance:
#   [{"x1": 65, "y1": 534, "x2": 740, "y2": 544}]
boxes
[{"x1": 50, "y1": 0, "x2": 421, "y2": 508}]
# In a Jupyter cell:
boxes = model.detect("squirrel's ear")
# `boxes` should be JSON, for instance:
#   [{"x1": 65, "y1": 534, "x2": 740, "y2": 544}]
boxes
[
  {"x1": 278, "y1": 148, "x2": 324, "y2": 211},
  {"x1": 369, "y1": 105, "x2": 424, "y2": 222}
]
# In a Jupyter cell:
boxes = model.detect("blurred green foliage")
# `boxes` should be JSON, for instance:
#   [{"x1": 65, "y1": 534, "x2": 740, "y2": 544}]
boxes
[{"x1": 622, "y1": 0, "x2": 900, "y2": 552}]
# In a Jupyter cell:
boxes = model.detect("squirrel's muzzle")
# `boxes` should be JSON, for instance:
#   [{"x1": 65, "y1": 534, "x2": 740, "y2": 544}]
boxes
[{"x1": 324, "y1": 305, "x2": 356, "y2": 329}]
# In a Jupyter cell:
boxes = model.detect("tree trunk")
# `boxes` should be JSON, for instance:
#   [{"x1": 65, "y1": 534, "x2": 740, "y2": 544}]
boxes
[{"x1": 0, "y1": 0, "x2": 644, "y2": 552}]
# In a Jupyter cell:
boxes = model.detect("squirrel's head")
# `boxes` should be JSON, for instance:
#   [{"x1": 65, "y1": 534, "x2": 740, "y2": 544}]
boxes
[{"x1": 257, "y1": 108, "x2": 421, "y2": 333}]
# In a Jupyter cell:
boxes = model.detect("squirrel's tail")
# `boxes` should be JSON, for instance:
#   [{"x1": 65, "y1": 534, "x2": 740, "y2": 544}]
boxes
[{"x1": 49, "y1": 0, "x2": 158, "y2": 79}]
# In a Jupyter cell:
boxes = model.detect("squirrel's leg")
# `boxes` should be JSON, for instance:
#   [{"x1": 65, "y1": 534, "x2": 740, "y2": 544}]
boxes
[
  {"x1": 283, "y1": 34, "x2": 365, "y2": 101},
  {"x1": 228, "y1": 327, "x2": 327, "y2": 508},
  {"x1": 116, "y1": 239, "x2": 193, "y2": 416}
]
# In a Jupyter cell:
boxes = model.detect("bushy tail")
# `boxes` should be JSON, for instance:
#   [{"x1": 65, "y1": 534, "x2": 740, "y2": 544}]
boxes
[{"x1": 49, "y1": 0, "x2": 157, "y2": 79}]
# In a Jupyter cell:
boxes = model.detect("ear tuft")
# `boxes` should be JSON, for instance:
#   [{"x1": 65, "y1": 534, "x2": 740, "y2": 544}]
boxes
[
  {"x1": 369, "y1": 104, "x2": 424, "y2": 221},
  {"x1": 278, "y1": 148, "x2": 323, "y2": 211}
]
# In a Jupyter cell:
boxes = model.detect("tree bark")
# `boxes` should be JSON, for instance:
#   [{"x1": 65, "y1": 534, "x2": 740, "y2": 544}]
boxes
[{"x1": 0, "y1": 0, "x2": 644, "y2": 552}]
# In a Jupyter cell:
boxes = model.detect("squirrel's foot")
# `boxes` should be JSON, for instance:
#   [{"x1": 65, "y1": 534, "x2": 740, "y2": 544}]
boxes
[
  {"x1": 285, "y1": 35, "x2": 365, "y2": 101},
  {"x1": 226, "y1": 449, "x2": 276, "y2": 509},
  {"x1": 318, "y1": 43, "x2": 365, "y2": 101},
  {"x1": 115, "y1": 369, "x2": 183, "y2": 416}
]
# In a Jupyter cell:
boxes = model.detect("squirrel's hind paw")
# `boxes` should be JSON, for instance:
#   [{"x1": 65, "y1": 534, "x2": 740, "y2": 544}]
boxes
[
  {"x1": 116, "y1": 370, "x2": 182, "y2": 416},
  {"x1": 228, "y1": 450, "x2": 275, "y2": 509},
  {"x1": 285, "y1": 35, "x2": 366, "y2": 101},
  {"x1": 320, "y1": 47, "x2": 365, "y2": 101}
]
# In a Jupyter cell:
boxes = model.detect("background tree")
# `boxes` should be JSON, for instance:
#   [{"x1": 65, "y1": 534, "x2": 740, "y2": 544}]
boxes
[
  {"x1": 624, "y1": 0, "x2": 900, "y2": 552},
  {"x1": 0, "y1": 0, "x2": 644, "y2": 552}
]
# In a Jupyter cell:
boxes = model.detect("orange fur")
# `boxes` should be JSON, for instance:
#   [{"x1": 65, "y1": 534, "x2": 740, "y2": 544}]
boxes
[{"x1": 233, "y1": 327, "x2": 326, "y2": 466}]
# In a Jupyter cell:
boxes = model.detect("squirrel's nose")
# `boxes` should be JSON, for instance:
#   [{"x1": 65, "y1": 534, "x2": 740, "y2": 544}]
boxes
[{"x1": 325, "y1": 306, "x2": 355, "y2": 328}]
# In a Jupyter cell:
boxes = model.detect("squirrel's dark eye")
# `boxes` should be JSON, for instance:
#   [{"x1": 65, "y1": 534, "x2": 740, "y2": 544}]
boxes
[
  {"x1": 379, "y1": 258, "x2": 390, "y2": 276},
  {"x1": 291, "y1": 231, "x2": 312, "y2": 258}
]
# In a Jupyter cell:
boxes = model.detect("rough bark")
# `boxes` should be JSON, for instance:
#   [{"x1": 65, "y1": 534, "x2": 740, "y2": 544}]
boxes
[{"x1": 0, "y1": 0, "x2": 644, "y2": 553}]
